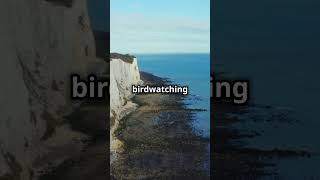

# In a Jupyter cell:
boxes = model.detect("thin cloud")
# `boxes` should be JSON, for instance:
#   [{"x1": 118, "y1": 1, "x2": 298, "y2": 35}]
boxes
[{"x1": 111, "y1": 12, "x2": 210, "y2": 54}]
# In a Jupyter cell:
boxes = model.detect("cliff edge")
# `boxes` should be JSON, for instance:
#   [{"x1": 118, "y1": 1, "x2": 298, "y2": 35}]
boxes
[{"x1": 110, "y1": 53, "x2": 142, "y2": 163}]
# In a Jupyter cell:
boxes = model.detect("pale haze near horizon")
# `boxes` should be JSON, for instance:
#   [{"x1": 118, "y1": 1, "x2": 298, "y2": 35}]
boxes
[{"x1": 111, "y1": 0, "x2": 210, "y2": 54}]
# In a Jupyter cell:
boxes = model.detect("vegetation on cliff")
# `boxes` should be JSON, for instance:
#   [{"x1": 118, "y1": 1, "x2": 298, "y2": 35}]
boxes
[{"x1": 110, "y1": 53, "x2": 135, "y2": 64}]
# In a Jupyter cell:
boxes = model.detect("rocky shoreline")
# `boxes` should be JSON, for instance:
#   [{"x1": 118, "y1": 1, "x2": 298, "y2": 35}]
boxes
[{"x1": 111, "y1": 72, "x2": 210, "y2": 179}]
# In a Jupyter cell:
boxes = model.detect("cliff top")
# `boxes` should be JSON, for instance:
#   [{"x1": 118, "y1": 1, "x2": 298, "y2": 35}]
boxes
[{"x1": 110, "y1": 53, "x2": 135, "y2": 64}]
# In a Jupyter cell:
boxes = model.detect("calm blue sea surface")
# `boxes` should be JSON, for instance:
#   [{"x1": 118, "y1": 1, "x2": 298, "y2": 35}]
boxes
[{"x1": 137, "y1": 54, "x2": 210, "y2": 138}]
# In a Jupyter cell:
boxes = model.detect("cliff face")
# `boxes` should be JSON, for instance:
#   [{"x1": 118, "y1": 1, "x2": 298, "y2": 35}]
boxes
[
  {"x1": 0, "y1": 0, "x2": 99, "y2": 179},
  {"x1": 110, "y1": 55, "x2": 141, "y2": 163},
  {"x1": 110, "y1": 56, "x2": 141, "y2": 118}
]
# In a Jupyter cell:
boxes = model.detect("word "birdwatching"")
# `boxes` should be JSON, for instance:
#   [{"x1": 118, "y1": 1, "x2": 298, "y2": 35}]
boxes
[{"x1": 132, "y1": 85, "x2": 188, "y2": 95}]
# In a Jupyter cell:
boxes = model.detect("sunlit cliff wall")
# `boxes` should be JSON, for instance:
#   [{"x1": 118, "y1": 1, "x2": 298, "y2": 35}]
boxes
[{"x1": 110, "y1": 54, "x2": 141, "y2": 163}]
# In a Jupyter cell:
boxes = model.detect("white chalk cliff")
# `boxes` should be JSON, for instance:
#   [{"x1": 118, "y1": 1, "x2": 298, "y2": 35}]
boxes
[
  {"x1": 110, "y1": 54, "x2": 141, "y2": 163},
  {"x1": 0, "y1": 0, "x2": 103, "y2": 179}
]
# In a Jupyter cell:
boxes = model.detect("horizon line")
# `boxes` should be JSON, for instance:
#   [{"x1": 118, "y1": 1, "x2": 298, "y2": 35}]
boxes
[{"x1": 110, "y1": 52, "x2": 210, "y2": 55}]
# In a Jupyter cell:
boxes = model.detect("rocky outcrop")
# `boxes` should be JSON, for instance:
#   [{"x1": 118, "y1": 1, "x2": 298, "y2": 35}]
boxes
[
  {"x1": 110, "y1": 54, "x2": 141, "y2": 163},
  {"x1": 0, "y1": 0, "x2": 103, "y2": 179}
]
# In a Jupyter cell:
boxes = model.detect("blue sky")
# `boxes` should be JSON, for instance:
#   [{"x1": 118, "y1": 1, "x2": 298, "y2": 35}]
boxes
[{"x1": 111, "y1": 0, "x2": 210, "y2": 54}]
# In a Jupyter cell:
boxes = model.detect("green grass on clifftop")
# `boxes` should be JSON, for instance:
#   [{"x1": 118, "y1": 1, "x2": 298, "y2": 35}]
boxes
[{"x1": 110, "y1": 53, "x2": 135, "y2": 64}]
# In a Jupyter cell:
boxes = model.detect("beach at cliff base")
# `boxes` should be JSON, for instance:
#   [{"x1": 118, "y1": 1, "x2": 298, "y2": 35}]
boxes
[{"x1": 111, "y1": 72, "x2": 210, "y2": 179}]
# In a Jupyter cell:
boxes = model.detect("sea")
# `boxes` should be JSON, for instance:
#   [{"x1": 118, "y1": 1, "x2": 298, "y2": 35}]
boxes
[
  {"x1": 136, "y1": 54, "x2": 211, "y2": 138},
  {"x1": 213, "y1": 0, "x2": 320, "y2": 179}
]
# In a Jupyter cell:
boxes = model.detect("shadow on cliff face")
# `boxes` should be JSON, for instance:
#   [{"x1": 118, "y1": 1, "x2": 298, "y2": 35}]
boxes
[
  {"x1": 45, "y1": 0, "x2": 74, "y2": 8},
  {"x1": 39, "y1": 97, "x2": 109, "y2": 180},
  {"x1": 94, "y1": 31, "x2": 109, "y2": 59},
  {"x1": 66, "y1": 100, "x2": 108, "y2": 137}
]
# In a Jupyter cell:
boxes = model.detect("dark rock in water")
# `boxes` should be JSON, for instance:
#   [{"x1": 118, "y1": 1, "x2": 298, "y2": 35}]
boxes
[{"x1": 140, "y1": 71, "x2": 170, "y2": 85}]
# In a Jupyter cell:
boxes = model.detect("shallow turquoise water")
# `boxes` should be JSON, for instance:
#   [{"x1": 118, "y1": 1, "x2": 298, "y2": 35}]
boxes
[{"x1": 137, "y1": 54, "x2": 210, "y2": 138}]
